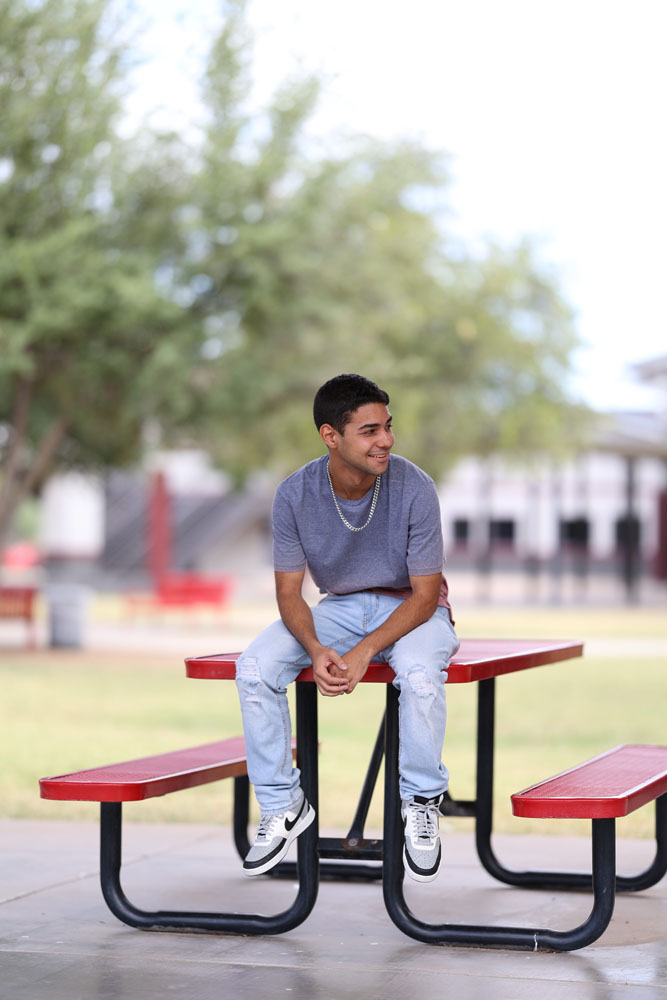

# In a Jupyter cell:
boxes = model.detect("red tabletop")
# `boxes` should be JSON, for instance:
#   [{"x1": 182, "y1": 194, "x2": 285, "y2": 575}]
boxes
[{"x1": 185, "y1": 638, "x2": 583, "y2": 685}]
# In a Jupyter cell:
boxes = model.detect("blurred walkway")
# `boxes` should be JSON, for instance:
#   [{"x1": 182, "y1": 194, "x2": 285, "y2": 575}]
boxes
[
  {"x1": 4, "y1": 617, "x2": 667, "y2": 661},
  {"x1": 2, "y1": 591, "x2": 667, "y2": 659},
  {"x1": 2, "y1": 819, "x2": 666, "y2": 999}
]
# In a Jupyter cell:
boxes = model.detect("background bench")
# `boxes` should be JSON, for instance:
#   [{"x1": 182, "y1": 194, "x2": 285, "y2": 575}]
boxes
[
  {"x1": 0, "y1": 585, "x2": 37, "y2": 648},
  {"x1": 127, "y1": 573, "x2": 234, "y2": 619}
]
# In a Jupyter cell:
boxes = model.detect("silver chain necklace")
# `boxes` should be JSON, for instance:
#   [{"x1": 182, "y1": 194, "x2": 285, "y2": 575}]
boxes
[{"x1": 326, "y1": 460, "x2": 381, "y2": 532}]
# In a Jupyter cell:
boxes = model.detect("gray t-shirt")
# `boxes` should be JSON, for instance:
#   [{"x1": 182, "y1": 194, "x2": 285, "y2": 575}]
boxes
[{"x1": 272, "y1": 454, "x2": 450, "y2": 609}]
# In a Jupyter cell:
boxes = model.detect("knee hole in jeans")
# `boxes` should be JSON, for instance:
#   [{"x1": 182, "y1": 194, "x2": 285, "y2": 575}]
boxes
[
  {"x1": 236, "y1": 656, "x2": 261, "y2": 705},
  {"x1": 406, "y1": 665, "x2": 437, "y2": 699}
]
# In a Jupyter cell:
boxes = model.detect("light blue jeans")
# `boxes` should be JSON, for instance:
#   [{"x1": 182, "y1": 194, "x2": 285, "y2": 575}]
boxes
[{"x1": 235, "y1": 592, "x2": 460, "y2": 814}]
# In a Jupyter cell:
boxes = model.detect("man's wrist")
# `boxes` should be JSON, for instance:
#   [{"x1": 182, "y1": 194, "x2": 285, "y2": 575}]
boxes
[
  {"x1": 302, "y1": 638, "x2": 326, "y2": 661},
  {"x1": 353, "y1": 636, "x2": 378, "y2": 663}
]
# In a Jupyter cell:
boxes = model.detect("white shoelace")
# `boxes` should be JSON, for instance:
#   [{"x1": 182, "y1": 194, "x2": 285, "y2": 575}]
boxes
[
  {"x1": 255, "y1": 814, "x2": 279, "y2": 842},
  {"x1": 407, "y1": 801, "x2": 438, "y2": 842}
]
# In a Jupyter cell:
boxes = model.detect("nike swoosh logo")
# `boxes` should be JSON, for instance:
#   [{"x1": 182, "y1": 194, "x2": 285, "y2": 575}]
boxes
[{"x1": 284, "y1": 799, "x2": 305, "y2": 831}]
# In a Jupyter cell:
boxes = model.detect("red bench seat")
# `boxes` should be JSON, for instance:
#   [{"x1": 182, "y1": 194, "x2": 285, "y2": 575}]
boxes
[
  {"x1": 40, "y1": 737, "x2": 295, "y2": 803},
  {"x1": 512, "y1": 744, "x2": 667, "y2": 819}
]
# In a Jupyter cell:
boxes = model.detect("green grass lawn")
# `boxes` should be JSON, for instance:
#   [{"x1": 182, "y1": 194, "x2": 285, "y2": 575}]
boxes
[{"x1": 3, "y1": 605, "x2": 666, "y2": 838}]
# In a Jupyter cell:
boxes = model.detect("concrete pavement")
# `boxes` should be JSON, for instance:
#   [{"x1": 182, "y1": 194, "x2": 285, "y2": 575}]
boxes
[{"x1": 2, "y1": 818, "x2": 666, "y2": 999}]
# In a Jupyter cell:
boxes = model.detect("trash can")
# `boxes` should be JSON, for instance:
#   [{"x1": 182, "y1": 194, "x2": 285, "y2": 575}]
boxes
[{"x1": 47, "y1": 585, "x2": 89, "y2": 649}]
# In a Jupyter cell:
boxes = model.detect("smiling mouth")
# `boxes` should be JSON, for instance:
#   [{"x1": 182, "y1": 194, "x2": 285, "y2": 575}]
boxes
[{"x1": 369, "y1": 452, "x2": 389, "y2": 459}]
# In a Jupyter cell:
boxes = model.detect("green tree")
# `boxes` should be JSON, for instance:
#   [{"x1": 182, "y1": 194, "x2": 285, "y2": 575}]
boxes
[
  {"x1": 180, "y1": 5, "x2": 588, "y2": 481},
  {"x1": 0, "y1": 0, "x2": 589, "y2": 559},
  {"x1": 0, "y1": 0, "x2": 194, "y2": 551}
]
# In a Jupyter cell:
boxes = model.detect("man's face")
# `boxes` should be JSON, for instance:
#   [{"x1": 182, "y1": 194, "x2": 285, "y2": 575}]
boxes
[{"x1": 331, "y1": 402, "x2": 394, "y2": 477}]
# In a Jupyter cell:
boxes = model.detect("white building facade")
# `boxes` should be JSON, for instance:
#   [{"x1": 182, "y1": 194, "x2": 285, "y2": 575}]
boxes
[{"x1": 440, "y1": 450, "x2": 666, "y2": 572}]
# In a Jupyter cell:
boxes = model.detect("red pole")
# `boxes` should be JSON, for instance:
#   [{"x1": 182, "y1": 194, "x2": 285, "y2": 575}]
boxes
[{"x1": 148, "y1": 471, "x2": 171, "y2": 587}]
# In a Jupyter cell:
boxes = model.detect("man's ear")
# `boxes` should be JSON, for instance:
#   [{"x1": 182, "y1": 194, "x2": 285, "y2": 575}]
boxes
[{"x1": 319, "y1": 423, "x2": 338, "y2": 449}]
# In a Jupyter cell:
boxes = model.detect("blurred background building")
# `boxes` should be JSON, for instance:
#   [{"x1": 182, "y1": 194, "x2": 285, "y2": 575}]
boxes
[{"x1": 14, "y1": 354, "x2": 661, "y2": 611}]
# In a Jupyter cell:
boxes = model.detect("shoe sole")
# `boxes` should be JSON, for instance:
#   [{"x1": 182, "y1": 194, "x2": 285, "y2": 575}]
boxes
[
  {"x1": 402, "y1": 844, "x2": 442, "y2": 883},
  {"x1": 243, "y1": 802, "x2": 316, "y2": 877}
]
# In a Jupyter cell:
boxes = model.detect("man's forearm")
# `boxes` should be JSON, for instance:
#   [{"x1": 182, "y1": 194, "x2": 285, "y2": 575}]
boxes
[{"x1": 277, "y1": 592, "x2": 323, "y2": 658}]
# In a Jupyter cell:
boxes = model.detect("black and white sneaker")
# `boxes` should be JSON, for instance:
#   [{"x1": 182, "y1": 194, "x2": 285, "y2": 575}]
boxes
[
  {"x1": 242, "y1": 790, "x2": 316, "y2": 877},
  {"x1": 401, "y1": 794, "x2": 443, "y2": 883}
]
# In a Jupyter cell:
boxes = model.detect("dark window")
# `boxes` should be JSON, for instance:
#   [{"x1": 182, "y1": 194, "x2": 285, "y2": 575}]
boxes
[
  {"x1": 615, "y1": 516, "x2": 641, "y2": 552},
  {"x1": 453, "y1": 519, "x2": 469, "y2": 545},
  {"x1": 489, "y1": 519, "x2": 515, "y2": 544},
  {"x1": 560, "y1": 518, "x2": 589, "y2": 550}
]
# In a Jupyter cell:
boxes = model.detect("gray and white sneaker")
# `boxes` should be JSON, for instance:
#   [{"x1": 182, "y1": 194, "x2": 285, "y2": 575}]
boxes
[
  {"x1": 242, "y1": 790, "x2": 316, "y2": 877},
  {"x1": 401, "y1": 794, "x2": 443, "y2": 883}
]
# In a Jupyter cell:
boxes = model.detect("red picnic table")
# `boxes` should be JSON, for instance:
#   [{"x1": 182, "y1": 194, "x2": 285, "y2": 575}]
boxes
[
  {"x1": 38, "y1": 637, "x2": 666, "y2": 949},
  {"x1": 185, "y1": 637, "x2": 628, "y2": 948}
]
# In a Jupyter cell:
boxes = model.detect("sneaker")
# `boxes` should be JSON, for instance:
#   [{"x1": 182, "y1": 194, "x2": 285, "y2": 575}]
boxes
[
  {"x1": 242, "y1": 790, "x2": 316, "y2": 877},
  {"x1": 401, "y1": 794, "x2": 443, "y2": 883}
]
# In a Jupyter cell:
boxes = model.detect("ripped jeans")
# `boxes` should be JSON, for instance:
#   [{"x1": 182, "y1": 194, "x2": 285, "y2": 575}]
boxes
[{"x1": 235, "y1": 592, "x2": 460, "y2": 814}]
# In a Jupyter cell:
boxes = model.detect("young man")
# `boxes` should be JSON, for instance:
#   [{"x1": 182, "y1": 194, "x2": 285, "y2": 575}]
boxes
[{"x1": 235, "y1": 374, "x2": 459, "y2": 882}]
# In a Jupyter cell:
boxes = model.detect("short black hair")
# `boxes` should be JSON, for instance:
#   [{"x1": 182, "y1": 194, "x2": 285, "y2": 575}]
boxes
[{"x1": 313, "y1": 374, "x2": 390, "y2": 433}]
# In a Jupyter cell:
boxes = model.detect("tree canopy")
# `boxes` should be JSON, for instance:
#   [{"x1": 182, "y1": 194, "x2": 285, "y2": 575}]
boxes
[
  {"x1": 0, "y1": 0, "x2": 588, "y2": 551},
  {"x1": 0, "y1": 0, "x2": 195, "y2": 547}
]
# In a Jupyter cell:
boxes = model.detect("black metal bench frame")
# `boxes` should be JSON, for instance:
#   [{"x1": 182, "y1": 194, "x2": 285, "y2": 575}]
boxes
[{"x1": 97, "y1": 678, "x2": 666, "y2": 949}]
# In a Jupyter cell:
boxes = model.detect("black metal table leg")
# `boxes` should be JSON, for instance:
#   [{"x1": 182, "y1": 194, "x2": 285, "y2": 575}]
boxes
[
  {"x1": 381, "y1": 684, "x2": 618, "y2": 950},
  {"x1": 315, "y1": 712, "x2": 385, "y2": 878},
  {"x1": 268, "y1": 709, "x2": 385, "y2": 881},
  {"x1": 346, "y1": 713, "x2": 386, "y2": 840},
  {"x1": 625, "y1": 793, "x2": 667, "y2": 891},
  {"x1": 232, "y1": 774, "x2": 252, "y2": 859},
  {"x1": 99, "y1": 682, "x2": 320, "y2": 934},
  {"x1": 474, "y1": 678, "x2": 667, "y2": 893}
]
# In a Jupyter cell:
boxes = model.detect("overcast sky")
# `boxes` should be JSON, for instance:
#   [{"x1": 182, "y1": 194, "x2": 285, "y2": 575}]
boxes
[{"x1": 129, "y1": 0, "x2": 667, "y2": 413}]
